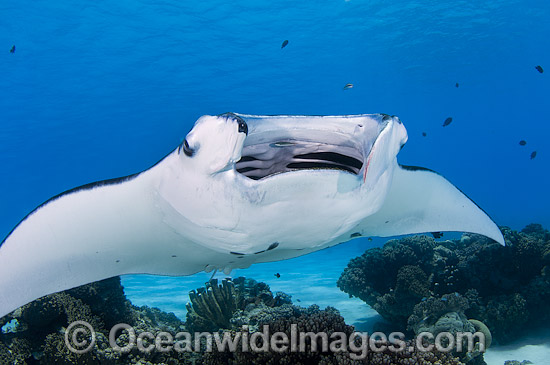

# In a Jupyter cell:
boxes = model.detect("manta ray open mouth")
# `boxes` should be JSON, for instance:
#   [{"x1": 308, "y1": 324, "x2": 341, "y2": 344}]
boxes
[
  {"x1": 234, "y1": 117, "x2": 366, "y2": 180},
  {"x1": 236, "y1": 142, "x2": 363, "y2": 180}
]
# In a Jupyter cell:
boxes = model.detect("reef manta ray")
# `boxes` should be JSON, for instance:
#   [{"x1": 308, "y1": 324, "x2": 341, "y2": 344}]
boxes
[{"x1": 0, "y1": 113, "x2": 504, "y2": 318}]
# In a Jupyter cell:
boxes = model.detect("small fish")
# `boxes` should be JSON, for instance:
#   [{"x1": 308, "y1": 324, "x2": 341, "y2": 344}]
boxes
[
  {"x1": 519, "y1": 140, "x2": 526, "y2": 146},
  {"x1": 531, "y1": 151, "x2": 537, "y2": 160},
  {"x1": 274, "y1": 273, "x2": 281, "y2": 278},
  {"x1": 281, "y1": 40, "x2": 289, "y2": 49},
  {"x1": 431, "y1": 232, "x2": 443, "y2": 239},
  {"x1": 442, "y1": 117, "x2": 453, "y2": 127},
  {"x1": 455, "y1": 82, "x2": 459, "y2": 88},
  {"x1": 296, "y1": 299, "x2": 301, "y2": 302},
  {"x1": 343, "y1": 83, "x2": 353, "y2": 90},
  {"x1": 535, "y1": 65, "x2": 544, "y2": 73},
  {"x1": 9, "y1": 45, "x2": 15, "y2": 53},
  {"x1": 441, "y1": 297, "x2": 448, "y2": 302},
  {"x1": 422, "y1": 132, "x2": 427, "y2": 137}
]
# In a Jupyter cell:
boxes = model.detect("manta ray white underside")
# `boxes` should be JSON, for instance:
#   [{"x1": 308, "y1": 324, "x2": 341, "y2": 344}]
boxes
[{"x1": 0, "y1": 113, "x2": 504, "y2": 318}]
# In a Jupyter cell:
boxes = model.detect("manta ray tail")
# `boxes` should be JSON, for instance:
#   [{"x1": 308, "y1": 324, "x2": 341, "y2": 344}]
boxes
[{"x1": 358, "y1": 165, "x2": 505, "y2": 245}]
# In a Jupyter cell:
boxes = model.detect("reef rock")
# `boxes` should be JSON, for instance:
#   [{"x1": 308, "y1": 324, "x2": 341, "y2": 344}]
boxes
[
  {"x1": 0, "y1": 277, "x2": 194, "y2": 364},
  {"x1": 338, "y1": 224, "x2": 550, "y2": 344}
]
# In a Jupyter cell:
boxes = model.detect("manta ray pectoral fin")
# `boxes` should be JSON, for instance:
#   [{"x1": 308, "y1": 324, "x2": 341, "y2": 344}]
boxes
[{"x1": 358, "y1": 165, "x2": 505, "y2": 245}]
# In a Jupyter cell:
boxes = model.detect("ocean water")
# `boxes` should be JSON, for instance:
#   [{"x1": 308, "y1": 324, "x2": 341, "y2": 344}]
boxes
[{"x1": 1, "y1": 0, "x2": 549, "y2": 363}]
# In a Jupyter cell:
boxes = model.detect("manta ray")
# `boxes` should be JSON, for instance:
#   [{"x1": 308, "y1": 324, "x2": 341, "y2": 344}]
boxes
[{"x1": 0, "y1": 113, "x2": 504, "y2": 318}]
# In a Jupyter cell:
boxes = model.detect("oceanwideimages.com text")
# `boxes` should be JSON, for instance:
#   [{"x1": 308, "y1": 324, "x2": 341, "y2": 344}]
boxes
[{"x1": 65, "y1": 320, "x2": 487, "y2": 359}]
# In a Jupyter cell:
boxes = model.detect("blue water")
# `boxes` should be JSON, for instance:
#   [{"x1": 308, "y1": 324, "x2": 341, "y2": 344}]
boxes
[
  {"x1": 1, "y1": 0, "x2": 549, "y2": 342},
  {"x1": 2, "y1": 0, "x2": 548, "y2": 233}
]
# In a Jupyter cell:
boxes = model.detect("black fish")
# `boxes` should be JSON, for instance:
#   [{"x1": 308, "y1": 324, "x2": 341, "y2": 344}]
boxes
[
  {"x1": 431, "y1": 232, "x2": 444, "y2": 239},
  {"x1": 281, "y1": 40, "x2": 289, "y2": 49},
  {"x1": 531, "y1": 151, "x2": 537, "y2": 160},
  {"x1": 422, "y1": 132, "x2": 427, "y2": 137},
  {"x1": 274, "y1": 273, "x2": 281, "y2": 278},
  {"x1": 442, "y1": 117, "x2": 453, "y2": 127},
  {"x1": 535, "y1": 65, "x2": 544, "y2": 73},
  {"x1": 455, "y1": 82, "x2": 459, "y2": 88},
  {"x1": 519, "y1": 140, "x2": 526, "y2": 146},
  {"x1": 9, "y1": 45, "x2": 15, "y2": 53}
]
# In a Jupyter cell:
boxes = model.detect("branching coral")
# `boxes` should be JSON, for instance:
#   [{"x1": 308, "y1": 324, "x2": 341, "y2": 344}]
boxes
[
  {"x1": 186, "y1": 277, "x2": 291, "y2": 333},
  {"x1": 186, "y1": 278, "x2": 239, "y2": 332}
]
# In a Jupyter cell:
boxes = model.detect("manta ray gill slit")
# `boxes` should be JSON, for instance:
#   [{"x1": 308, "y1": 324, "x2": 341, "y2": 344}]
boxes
[{"x1": 235, "y1": 138, "x2": 364, "y2": 180}]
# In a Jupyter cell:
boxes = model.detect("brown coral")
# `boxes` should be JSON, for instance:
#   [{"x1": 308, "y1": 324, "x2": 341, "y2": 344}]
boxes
[{"x1": 339, "y1": 225, "x2": 550, "y2": 344}]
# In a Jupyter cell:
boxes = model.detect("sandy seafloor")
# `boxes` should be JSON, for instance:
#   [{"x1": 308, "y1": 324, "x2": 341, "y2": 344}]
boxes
[{"x1": 121, "y1": 236, "x2": 550, "y2": 365}]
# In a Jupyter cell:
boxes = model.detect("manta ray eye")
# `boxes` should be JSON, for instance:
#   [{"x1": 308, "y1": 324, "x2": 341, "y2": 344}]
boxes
[
  {"x1": 238, "y1": 120, "x2": 248, "y2": 135},
  {"x1": 182, "y1": 140, "x2": 194, "y2": 157}
]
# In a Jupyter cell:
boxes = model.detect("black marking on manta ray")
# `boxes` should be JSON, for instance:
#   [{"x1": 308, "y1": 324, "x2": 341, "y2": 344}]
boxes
[
  {"x1": 179, "y1": 139, "x2": 194, "y2": 157},
  {"x1": 254, "y1": 242, "x2": 279, "y2": 255},
  {"x1": 399, "y1": 164, "x2": 437, "y2": 173},
  {"x1": 379, "y1": 113, "x2": 402, "y2": 124},
  {"x1": 236, "y1": 166, "x2": 257, "y2": 174},
  {"x1": 219, "y1": 112, "x2": 248, "y2": 135},
  {"x1": 230, "y1": 251, "x2": 246, "y2": 256},
  {"x1": 0, "y1": 148, "x2": 177, "y2": 248},
  {"x1": 350, "y1": 232, "x2": 362, "y2": 238},
  {"x1": 294, "y1": 152, "x2": 363, "y2": 170},
  {"x1": 219, "y1": 112, "x2": 242, "y2": 120},
  {"x1": 0, "y1": 173, "x2": 140, "y2": 248},
  {"x1": 254, "y1": 242, "x2": 279, "y2": 254},
  {"x1": 399, "y1": 164, "x2": 503, "y2": 243},
  {"x1": 238, "y1": 156, "x2": 260, "y2": 163},
  {"x1": 287, "y1": 162, "x2": 356, "y2": 174}
]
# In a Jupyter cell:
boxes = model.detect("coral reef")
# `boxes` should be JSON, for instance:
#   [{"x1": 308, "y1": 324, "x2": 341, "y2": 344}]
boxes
[
  {"x1": 0, "y1": 277, "x2": 195, "y2": 364},
  {"x1": 1, "y1": 275, "x2": 467, "y2": 364},
  {"x1": 338, "y1": 224, "x2": 550, "y2": 344},
  {"x1": 185, "y1": 277, "x2": 291, "y2": 333},
  {"x1": 186, "y1": 278, "x2": 239, "y2": 332},
  {"x1": 337, "y1": 236, "x2": 436, "y2": 325},
  {"x1": 202, "y1": 304, "x2": 464, "y2": 365}
]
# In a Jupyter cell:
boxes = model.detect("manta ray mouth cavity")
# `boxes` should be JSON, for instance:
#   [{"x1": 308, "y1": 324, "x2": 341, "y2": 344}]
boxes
[{"x1": 235, "y1": 138, "x2": 364, "y2": 180}]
